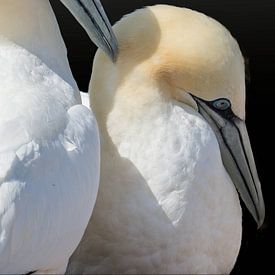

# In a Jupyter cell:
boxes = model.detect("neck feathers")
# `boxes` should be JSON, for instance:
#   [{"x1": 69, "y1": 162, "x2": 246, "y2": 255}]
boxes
[{"x1": 0, "y1": 0, "x2": 77, "y2": 90}]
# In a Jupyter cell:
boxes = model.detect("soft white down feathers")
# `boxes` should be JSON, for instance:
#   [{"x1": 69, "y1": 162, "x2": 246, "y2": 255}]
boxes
[
  {"x1": 0, "y1": 1, "x2": 99, "y2": 273},
  {"x1": 68, "y1": 5, "x2": 244, "y2": 274}
]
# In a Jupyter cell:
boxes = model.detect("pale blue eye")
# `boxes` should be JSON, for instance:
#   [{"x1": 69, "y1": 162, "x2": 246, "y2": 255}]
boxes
[{"x1": 213, "y1": 99, "x2": 231, "y2": 111}]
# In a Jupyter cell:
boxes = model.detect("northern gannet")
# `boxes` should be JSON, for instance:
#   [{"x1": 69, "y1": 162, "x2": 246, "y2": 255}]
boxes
[
  {"x1": 0, "y1": 0, "x2": 117, "y2": 273},
  {"x1": 68, "y1": 5, "x2": 265, "y2": 274}
]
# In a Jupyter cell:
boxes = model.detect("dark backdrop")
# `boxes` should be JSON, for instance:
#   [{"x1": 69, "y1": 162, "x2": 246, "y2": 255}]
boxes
[{"x1": 50, "y1": 0, "x2": 274, "y2": 273}]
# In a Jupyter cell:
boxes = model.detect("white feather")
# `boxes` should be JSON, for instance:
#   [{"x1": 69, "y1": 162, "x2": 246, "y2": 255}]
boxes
[{"x1": 0, "y1": 1, "x2": 99, "y2": 273}]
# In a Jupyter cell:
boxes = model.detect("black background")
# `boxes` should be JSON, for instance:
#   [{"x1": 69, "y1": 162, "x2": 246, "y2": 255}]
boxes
[{"x1": 50, "y1": 0, "x2": 274, "y2": 273}]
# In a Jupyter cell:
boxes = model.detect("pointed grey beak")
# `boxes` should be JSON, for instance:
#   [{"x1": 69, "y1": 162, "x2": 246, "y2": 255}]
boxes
[
  {"x1": 60, "y1": 0, "x2": 118, "y2": 62},
  {"x1": 190, "y1": 94, "x2": 265, "y2": 228}
]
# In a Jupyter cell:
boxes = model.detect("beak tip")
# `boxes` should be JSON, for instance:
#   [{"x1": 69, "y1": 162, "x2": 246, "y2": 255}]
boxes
[
  {"x1": 98, "y1": 33, "x2": 118, "y2": 63},
  {"x1": 254, "y1": 198, "x2": 265, "y2": 229},
  {"x1": 110, "y1": 46, "x2": 118, "y2": 63},
  {"x1": 61, "y1": 0, "x2": 118, "y2": 62},
  {"x1": 257, "y1": 210, "x2": 265, "y2": 230}
]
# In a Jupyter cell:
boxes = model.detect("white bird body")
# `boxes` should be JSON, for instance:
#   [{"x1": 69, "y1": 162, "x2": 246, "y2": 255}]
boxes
[
  {"x1": 74, "y1": 94, "x2": 242, "y2": 274},
  {"x1": 0, "y1": 1, "x2": 99, "y2": 273},
  {"x1": 69, "y1": 5, "x2": 265, "y2": 274}
]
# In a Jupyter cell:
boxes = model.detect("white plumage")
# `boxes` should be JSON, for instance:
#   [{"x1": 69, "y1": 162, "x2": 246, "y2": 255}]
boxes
[
  {"x1": 73, "y1": 98, "x2": 242, "y2": 274},
  {"x1": 0, "y1": 1, "x2": 100, "y2": 273},
  {"x1": 69, "y1": 4, "x2": 264, "y2": 274}
]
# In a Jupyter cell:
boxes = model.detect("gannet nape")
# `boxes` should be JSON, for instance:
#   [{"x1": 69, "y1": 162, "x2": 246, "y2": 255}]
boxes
[
  {"x1": 67, "y1": 4, "x2": 265, "y2": 274},
  {"x1": 0, "y1": 0, "x2": 116, "y2": 274}
]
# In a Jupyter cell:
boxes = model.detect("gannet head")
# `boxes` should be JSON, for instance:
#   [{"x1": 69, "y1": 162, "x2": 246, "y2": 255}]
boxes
[
  {"x1": 90, "y1": 5, "x2": 265, "y2": 227},
  {"x1": 60, "y1": 0, "x2": 118, "y2": 61}
]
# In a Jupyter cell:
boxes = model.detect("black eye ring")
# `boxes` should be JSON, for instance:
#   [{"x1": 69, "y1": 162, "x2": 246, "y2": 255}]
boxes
[{"x1": 213, "y1": 98, "x2": 231, "y2": 111}]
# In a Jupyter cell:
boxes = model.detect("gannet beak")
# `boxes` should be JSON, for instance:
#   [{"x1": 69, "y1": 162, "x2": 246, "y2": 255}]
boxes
[
  {"x1": 191, "y1": 94, "x2": 265, "y2": 228},
  {"x1": 60, "y1": 0, "x2": 118, "y2": 62}
]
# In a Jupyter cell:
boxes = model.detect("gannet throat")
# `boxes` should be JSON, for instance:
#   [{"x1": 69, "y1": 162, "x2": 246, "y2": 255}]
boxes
[
  {"x1": 60, "y1": 0, "x2": 118, "y2": 61},
  {"x1": 191, "y1": 94, "x2": 265, "y2": 227}
]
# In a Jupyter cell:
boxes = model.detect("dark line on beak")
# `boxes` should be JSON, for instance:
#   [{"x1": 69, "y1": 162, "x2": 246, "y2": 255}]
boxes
[
  {"x1": 198, "y1": 102, "x2": 260, "y2": 221},
  {"x1": 91, "y1": 0, "x2": 117, "y2": 60},
  {"x1": 76, "y1": 0, "x2": 114, "y2": 59},
  {"x1": 92, "y1": 0, "x2": 114, "y2": 41},
  {"x1": 234, "y1": 122, "x2": 260, "y2": 202}
]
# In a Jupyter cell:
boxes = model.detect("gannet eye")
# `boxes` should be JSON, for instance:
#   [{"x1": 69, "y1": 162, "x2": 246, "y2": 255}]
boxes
[{"x1": 213, "y1": 98, "x2": 231, "y2": 111}]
